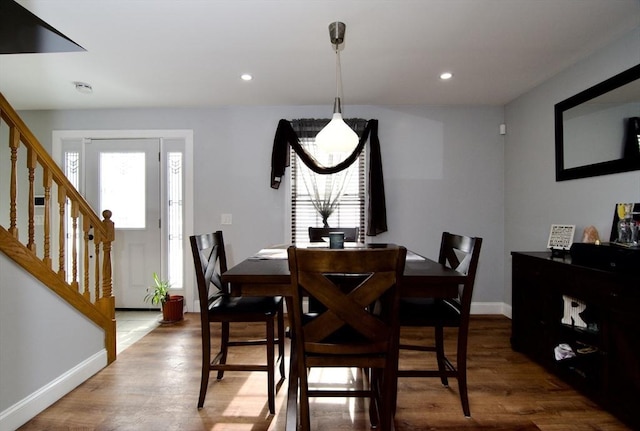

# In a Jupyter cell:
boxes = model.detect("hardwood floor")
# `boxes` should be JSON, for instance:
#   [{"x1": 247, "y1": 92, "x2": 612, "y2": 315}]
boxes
[{"x1": 19, "y1": 315, "x2": 630, "y2": 431}]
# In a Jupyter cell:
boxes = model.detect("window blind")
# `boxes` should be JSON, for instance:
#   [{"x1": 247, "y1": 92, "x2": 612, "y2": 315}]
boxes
[{"x1": 290, "y1": 146, "x2": 365, "y2": 244}]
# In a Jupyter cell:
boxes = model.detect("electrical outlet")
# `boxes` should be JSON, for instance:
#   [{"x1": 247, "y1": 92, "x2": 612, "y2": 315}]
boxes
[{"x1": 221, "y1": 213, "x2": 232, "y2": 225}]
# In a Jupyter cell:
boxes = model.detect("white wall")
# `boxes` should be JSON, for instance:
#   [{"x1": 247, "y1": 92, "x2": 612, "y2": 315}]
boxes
[
  {"x1": 0, "y1": 254, "x2": 105, "y2": 429},
  {"x1": 504, "y1": 27, "x2": 640, "y2": 305},
  {"x1": 17, "y1": 104, "x2": 505, "y2": 308}
]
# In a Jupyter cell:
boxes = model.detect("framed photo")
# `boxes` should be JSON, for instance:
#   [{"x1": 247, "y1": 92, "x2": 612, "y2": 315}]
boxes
[{"x1": 547, "y1": 224, "x2": 576, "y2": 250}]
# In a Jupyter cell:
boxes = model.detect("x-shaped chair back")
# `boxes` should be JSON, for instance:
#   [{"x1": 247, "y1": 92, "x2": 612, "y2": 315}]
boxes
[
  {"x1": 288, "y1": 246, "x2": 407, "y2": 357},
  {"x1": 437, "y1": 232, "x2": 482, "y2": 314},
  {"x1": 191, "y1": 231, "x2": 229, "y2": 310}
]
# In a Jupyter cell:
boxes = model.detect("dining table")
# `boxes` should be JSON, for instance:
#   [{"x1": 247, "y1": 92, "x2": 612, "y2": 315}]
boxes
[{"x1": 221, "y1": 243, "x2": 467, "y2": 431}]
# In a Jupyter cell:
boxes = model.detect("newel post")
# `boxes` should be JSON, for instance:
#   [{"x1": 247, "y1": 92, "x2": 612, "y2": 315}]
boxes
[
  {"x1": 100, "y1": 210, "x2": 115, "y2": 305},
  {"x1": 99, "y1": 209, "x2": 117, "y2": 364}
]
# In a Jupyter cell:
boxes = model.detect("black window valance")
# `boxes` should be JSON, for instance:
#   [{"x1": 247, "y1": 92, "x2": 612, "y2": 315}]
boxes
[{"x1": 270, "y1": 118, "x2": 387, "y2": 236}]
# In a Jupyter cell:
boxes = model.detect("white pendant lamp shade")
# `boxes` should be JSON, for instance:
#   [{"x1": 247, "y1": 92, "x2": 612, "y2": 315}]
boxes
[
  {"x1": 316, "y1": 108, "x2": 359, "y2": 154},
  {"x1": 316, "y1": 22, "x2": 359, "y2": 155}
]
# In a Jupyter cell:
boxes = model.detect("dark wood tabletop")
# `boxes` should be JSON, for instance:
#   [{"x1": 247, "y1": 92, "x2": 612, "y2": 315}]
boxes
[{"x1": 222, "y1": 244, "x2": 465, "y2": 298}]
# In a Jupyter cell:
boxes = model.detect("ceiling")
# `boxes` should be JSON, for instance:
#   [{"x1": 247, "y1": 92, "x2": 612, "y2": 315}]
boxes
[{"x1": 1, "y1": 0, "x2": 639, "y2": 111}]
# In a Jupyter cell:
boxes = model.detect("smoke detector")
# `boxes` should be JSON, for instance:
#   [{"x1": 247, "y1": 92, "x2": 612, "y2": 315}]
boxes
[{"x1": 74, "y1": 82, "x2": 93, "y2": 94}]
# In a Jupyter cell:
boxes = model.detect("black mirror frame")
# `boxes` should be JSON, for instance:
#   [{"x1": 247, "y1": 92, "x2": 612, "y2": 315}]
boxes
[{"x1": 555, "y1": 63, "x2": 640, "y2": 181}]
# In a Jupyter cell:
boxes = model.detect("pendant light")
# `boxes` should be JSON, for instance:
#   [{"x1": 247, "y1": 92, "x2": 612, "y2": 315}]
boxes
[{"x1": 315, "y1": 21, "x2": 359, "y2": 154}]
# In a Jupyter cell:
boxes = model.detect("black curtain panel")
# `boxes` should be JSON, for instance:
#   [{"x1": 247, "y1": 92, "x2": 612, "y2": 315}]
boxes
[{"x1": 271, "y1": 119, "x2": 387, "y2": 236}]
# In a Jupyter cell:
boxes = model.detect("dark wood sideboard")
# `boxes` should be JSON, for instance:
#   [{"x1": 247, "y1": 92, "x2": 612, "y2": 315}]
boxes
[{"x1": 511, "y1": 251, "x2": 640, "y2": 429}]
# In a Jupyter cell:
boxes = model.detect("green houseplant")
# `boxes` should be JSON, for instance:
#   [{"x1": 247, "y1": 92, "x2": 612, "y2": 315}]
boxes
[
  {"x1": 144, "y1": 272, "x2": 170, "y2": 305},
  {"x1": 144, "y1": 272, "x2": 183, "y2": 322}
]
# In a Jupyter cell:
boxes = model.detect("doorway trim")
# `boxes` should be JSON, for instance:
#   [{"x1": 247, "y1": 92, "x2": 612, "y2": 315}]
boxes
[{"x1": 52, "y1": 129, "x2": 195, "y2": 312}]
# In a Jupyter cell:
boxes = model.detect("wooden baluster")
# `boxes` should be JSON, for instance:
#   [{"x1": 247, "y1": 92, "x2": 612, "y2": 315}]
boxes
[
  {"x1": 9, "y1": 126, "x2": 20, "y2": 238},
  {"x1": 70, "y1": 200, "x2": 79, "y2": 291},
  {"x1": 83, "y1": 217, "x2": 91, "y2": 300},
  {"x1": 42, "y1": 167, "x2": 52, "y2": 267},
  {"x1": 58, "y1": 185, "x2": 66, "y2": 280},
  {"x1": 27, "y1": 147, "x2": 37, "y2": 252},
  {"x1": 94, "y1": 229, "x2": 101, "y2": 301}
]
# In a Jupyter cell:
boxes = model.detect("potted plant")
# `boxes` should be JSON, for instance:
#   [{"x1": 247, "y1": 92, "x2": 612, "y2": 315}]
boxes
[{"x1": 144, "y1": 272, "x2": 184, "y2": 323}]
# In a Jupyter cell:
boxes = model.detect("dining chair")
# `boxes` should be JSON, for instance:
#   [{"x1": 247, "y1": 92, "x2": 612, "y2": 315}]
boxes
[
  {"x1": 397, "y1": 232, "x2": 482, "y2": 417},
  {"x1": 287, "y1": 245, "x2": 407, "y2": 431},
  {"x1": 189, "y1": 231, "x2": 285, "y2": 413},
  {"x1": 308, "y1": 226, "x2": 359, "y2": 242}
]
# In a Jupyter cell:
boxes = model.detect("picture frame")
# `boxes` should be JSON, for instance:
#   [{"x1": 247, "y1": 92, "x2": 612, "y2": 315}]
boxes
[{"x1": 547, "y1": 224, "x2": 576, "y2": 251}]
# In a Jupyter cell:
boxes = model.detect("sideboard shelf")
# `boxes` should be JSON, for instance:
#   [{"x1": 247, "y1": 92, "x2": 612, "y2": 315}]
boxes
[{"x1": 511, "y1": 251, "x2": 640, "y2": 429}]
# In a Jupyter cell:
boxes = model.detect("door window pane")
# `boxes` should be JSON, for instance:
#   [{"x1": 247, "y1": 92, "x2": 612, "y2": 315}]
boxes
[
  {"x1": 167, "y1": 152, "x2": 183, "y2": 288},
  {"x1": 100, "y1": 152, "x2": 145, "y2": 229}
]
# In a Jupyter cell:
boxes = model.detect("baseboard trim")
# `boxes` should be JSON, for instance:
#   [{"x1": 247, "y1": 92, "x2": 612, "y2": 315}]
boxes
[
  {"x1": 0, "y1": 350, "x2": 107, "y2": 431},
  {"x1": 470, "y1": 302, "x2": 512, "y2": 318}
]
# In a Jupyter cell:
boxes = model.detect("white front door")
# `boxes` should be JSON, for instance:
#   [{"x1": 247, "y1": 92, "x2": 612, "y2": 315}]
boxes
[
  {"x1": 54, "y1": 129, "x2": 194, "y2": 311},
  {"x1": 85, "y1": 138, "x2": 161, "y2": 308}
]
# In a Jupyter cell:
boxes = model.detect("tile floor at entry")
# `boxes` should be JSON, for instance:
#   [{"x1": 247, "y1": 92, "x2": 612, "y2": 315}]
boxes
[{"x1": 115, "y1": 310, "x2": 161, "y2": 354}]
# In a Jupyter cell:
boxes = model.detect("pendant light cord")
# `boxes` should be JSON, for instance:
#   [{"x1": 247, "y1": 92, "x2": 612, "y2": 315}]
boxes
[{"x1": 334, "y1": 44, "x2": 343, "y2": 113}]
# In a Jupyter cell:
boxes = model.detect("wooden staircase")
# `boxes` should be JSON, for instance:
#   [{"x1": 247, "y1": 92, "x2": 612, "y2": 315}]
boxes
[{"x1": 0, "y1": 92, "x2": 117, "y2": 364}]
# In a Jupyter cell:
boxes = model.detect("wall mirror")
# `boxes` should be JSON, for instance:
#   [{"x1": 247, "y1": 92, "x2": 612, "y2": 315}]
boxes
[{"x1": 555, "y1": 64, "x2": 640, "y2": 181}]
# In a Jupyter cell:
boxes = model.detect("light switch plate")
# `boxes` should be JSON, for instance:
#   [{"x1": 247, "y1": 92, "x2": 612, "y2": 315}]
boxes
[{"x1": 221, "y1": 213, "x2": 232, "y2": 225}]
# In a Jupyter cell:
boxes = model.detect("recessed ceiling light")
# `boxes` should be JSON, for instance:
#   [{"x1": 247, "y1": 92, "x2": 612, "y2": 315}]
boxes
[
  {"x1": 440, "y1": 72, "x2": 453, "y2": 80},
  {"x1": 74, "y1": 81, "x2": 93, "y2": 94},
  {"x1": 241, "y1": 74, "x2": 253, "y2": 81}
]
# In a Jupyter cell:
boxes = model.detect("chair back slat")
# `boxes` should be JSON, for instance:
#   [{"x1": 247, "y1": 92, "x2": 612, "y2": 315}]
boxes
[
  {"x1": 302, "y1": 272, "x2": 397, "y2": 344},
  {"x1": 308, "y1": 226, "x2": 359, "y2": 242}
]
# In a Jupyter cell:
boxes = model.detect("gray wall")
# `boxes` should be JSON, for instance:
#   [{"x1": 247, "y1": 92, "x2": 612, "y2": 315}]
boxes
[{"x1": 504, "y1": 27, "x2": 640, "y2": 305}]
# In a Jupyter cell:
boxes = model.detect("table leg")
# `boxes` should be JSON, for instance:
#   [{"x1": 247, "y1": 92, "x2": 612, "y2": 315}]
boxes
[{"x1": 284, "y1": 297, "x2": 298, "y2": 431}]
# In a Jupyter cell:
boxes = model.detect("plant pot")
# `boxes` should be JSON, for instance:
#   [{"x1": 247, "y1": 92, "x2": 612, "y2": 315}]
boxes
[{"x1": 161, "y1": 295, "x2": 184, "y2": 323}]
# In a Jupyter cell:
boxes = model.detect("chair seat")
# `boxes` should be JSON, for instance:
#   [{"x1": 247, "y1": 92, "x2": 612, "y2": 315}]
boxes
[
  {"x1": 399, "y1": 297, "x2": 461, "y2": 327},
  {"x1": 208, "y1": 295, "x2": 283, "y2": 318}
]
